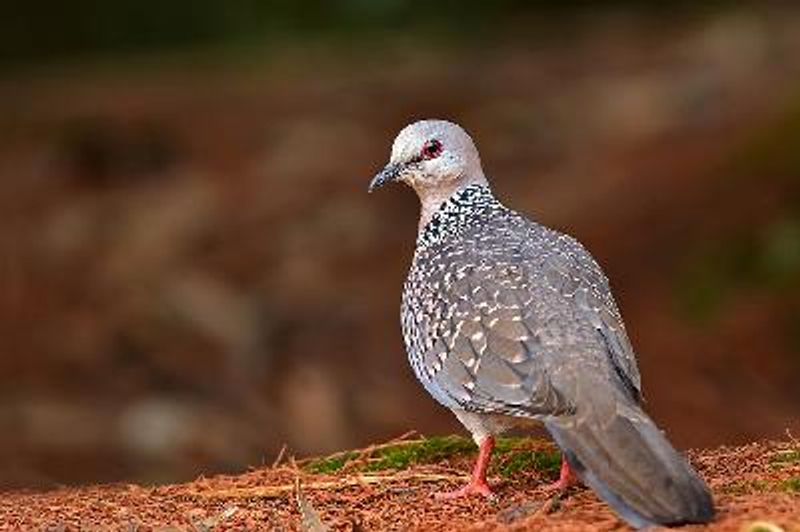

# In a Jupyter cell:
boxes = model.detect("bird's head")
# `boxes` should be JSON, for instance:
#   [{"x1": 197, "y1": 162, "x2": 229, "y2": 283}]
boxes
[{"x1": 369, "y1": 120, "x2": 488, "y2": 219}]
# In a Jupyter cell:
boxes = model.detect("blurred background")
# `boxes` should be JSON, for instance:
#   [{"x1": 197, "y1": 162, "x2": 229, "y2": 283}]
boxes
[{"x1": 1, "y1": 1, "x2": 799, "y2": 489}]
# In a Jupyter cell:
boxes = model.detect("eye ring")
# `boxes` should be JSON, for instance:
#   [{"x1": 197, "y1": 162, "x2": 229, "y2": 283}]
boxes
[{"x1": 421, "y1": 139, "x2": 443, "y2": 160}]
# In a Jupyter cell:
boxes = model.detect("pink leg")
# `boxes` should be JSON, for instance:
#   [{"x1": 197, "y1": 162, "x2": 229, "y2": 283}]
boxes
[
  {"x1": 548, "y1": 455, "x2": 579, "y2": 490},
  {"x1": 435, "y1": 435, "x2": 495, "y2": 499}
]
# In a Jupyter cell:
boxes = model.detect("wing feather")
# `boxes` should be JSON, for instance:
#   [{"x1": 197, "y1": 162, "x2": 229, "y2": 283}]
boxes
[{"x1": 421, "y1": 224, "x2": 642, "y2": 417}]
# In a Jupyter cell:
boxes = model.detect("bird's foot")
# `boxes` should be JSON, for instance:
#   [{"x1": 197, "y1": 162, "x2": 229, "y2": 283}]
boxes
[
  {"x1": 545, "y1": 477, "x2": 578, "y2": 492},
  {"x1": 434, "y1": 479, "x2": 495, "y2": 500},
  {"x1": 545, "y1": 457, "x2": 580, "y2": 492},
  {"x1": 436, "y1": 435, "x2": 498, "y2": 500}
]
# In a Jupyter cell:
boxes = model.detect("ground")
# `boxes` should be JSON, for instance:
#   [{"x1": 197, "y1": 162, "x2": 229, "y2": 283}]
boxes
[{"x1": 1, "y1": 436, "x2": 798, "y2": 531}]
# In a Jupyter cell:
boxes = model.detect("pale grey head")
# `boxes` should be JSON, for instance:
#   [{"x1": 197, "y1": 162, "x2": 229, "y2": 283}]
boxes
[{"x1": 370, "y1": 120, "x2": 489, "y2": 228}]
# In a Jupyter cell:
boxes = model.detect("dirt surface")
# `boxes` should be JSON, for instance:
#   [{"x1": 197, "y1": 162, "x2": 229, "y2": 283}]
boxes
[{"x1": 1, "y1": 437, "x2": 797, "y2": 531}]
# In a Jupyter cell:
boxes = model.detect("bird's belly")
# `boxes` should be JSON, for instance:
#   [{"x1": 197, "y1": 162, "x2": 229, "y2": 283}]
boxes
[{"x1": 453, "y1": 408, "x2": 540, "y2": 444}]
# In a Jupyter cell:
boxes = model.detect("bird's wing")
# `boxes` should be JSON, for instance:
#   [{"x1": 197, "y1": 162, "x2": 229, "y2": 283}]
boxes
[
  {"x1": 421, "y1": 232, "x2": 641, "y2": 418},
  {"x1": 540, "y1": 236, "x2": 642, "y2": 402}
]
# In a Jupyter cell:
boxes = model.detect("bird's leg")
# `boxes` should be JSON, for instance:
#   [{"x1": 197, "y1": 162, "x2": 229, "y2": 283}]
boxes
[
  {"x1": 435, "y1": 435, "x2": 495, "y2": 499},
  {"x1": 548, "y1": 454, "x2": 579, "y2": 491}
]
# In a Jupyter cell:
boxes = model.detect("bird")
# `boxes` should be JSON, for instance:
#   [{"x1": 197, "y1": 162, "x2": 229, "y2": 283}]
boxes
[{"x1": 368, "y1": 119, "x2": 715, "y2": 529}]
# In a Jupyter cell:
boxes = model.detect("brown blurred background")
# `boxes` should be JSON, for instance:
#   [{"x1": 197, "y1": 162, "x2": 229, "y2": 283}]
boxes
[{"x1": 1, "y1": 1, "x2": 799, "y2": 489}]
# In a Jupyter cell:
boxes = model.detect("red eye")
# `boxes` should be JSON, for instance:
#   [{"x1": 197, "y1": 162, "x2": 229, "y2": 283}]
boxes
[{"x1": 421, "y1": 139, "x2": 443, "y2": 160}]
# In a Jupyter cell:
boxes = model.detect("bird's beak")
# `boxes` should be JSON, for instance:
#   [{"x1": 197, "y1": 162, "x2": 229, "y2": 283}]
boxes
[{"x1": 368, "y1": 162, "x2": 404, "y2": 193}]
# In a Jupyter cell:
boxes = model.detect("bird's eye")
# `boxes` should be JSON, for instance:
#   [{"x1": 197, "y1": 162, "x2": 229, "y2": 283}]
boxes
[{"x1": 421, "y1": 139, "x2": 443, "y2": 160}]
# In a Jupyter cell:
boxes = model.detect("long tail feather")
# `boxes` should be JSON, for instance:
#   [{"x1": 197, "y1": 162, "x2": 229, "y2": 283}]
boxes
[{"x1": 545, "y1": 404, "x2": 714, "y2": 528}]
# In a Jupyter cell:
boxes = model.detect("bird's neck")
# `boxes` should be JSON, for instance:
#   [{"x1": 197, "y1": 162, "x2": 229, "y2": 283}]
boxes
[
  {"x1": 416, "y1": 182, "x2": 496, "y2": 247},
  {"x1": 417, "y1": 174, "x2": 489, "y2": 231}
]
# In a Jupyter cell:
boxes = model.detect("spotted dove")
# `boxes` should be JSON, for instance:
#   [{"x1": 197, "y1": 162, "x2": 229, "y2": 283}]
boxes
[{"x1": 369, "y1": 119, "x2": 714, "y2": 528}]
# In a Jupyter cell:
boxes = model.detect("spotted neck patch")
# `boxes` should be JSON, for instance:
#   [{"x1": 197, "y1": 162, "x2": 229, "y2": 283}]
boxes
[{"x1": 417, "y1": 184, "x2": 498, "y2": 248}]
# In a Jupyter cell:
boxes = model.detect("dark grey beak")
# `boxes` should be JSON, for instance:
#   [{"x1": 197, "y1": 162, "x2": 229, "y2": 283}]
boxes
[{"x1": 368, "y1": 162, "x2": 404, "y2": 193}]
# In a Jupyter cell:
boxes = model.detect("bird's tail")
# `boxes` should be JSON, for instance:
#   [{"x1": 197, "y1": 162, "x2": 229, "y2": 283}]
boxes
[{"x1": 545, "y1": 403, "x2": 714, "y2": 529}]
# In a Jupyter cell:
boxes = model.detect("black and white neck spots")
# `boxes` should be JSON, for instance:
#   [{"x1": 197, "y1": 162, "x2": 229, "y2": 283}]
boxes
[{"x1": 417, "y1": 184, "x2": 501, "y2": 249}]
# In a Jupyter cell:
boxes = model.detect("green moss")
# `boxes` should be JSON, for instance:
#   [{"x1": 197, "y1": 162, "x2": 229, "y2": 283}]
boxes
[
  {"x1": 721, "y1": 479, "x2": 769, "y2": 495},
  {"x1": 493, "y1": 437, "x2": 561, "y2": 478},
  {"x1": 770, "y1": 450, "x2": 800, "y2": 465},
  {"x1": 779, "y1": 477, "x2": 800, "y2": 493},
  {"x1": 494, "y1": 448, "x2": 561, "y2": 478},
  {"x1": 302, "y1": 435, "x2": 560, "y2": 476},
  {"x1": 365, "y1": 435, "x2": 476, "y2": 471},
  {"x1": 305, "y1": 451, "x2": 359, "y2": 474},
  {"x1": 304, "y1": 435, "x2": 477, "y2": 474},
  {"x1": 744, "y1": 521, "x2": 787, "y2": 532},
  {"x1": 720, "y1": 476, "x2": 800, "y2": 495},
  {"x1": 494, "y1": 436, "x2": 532, "y2": 453}
]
